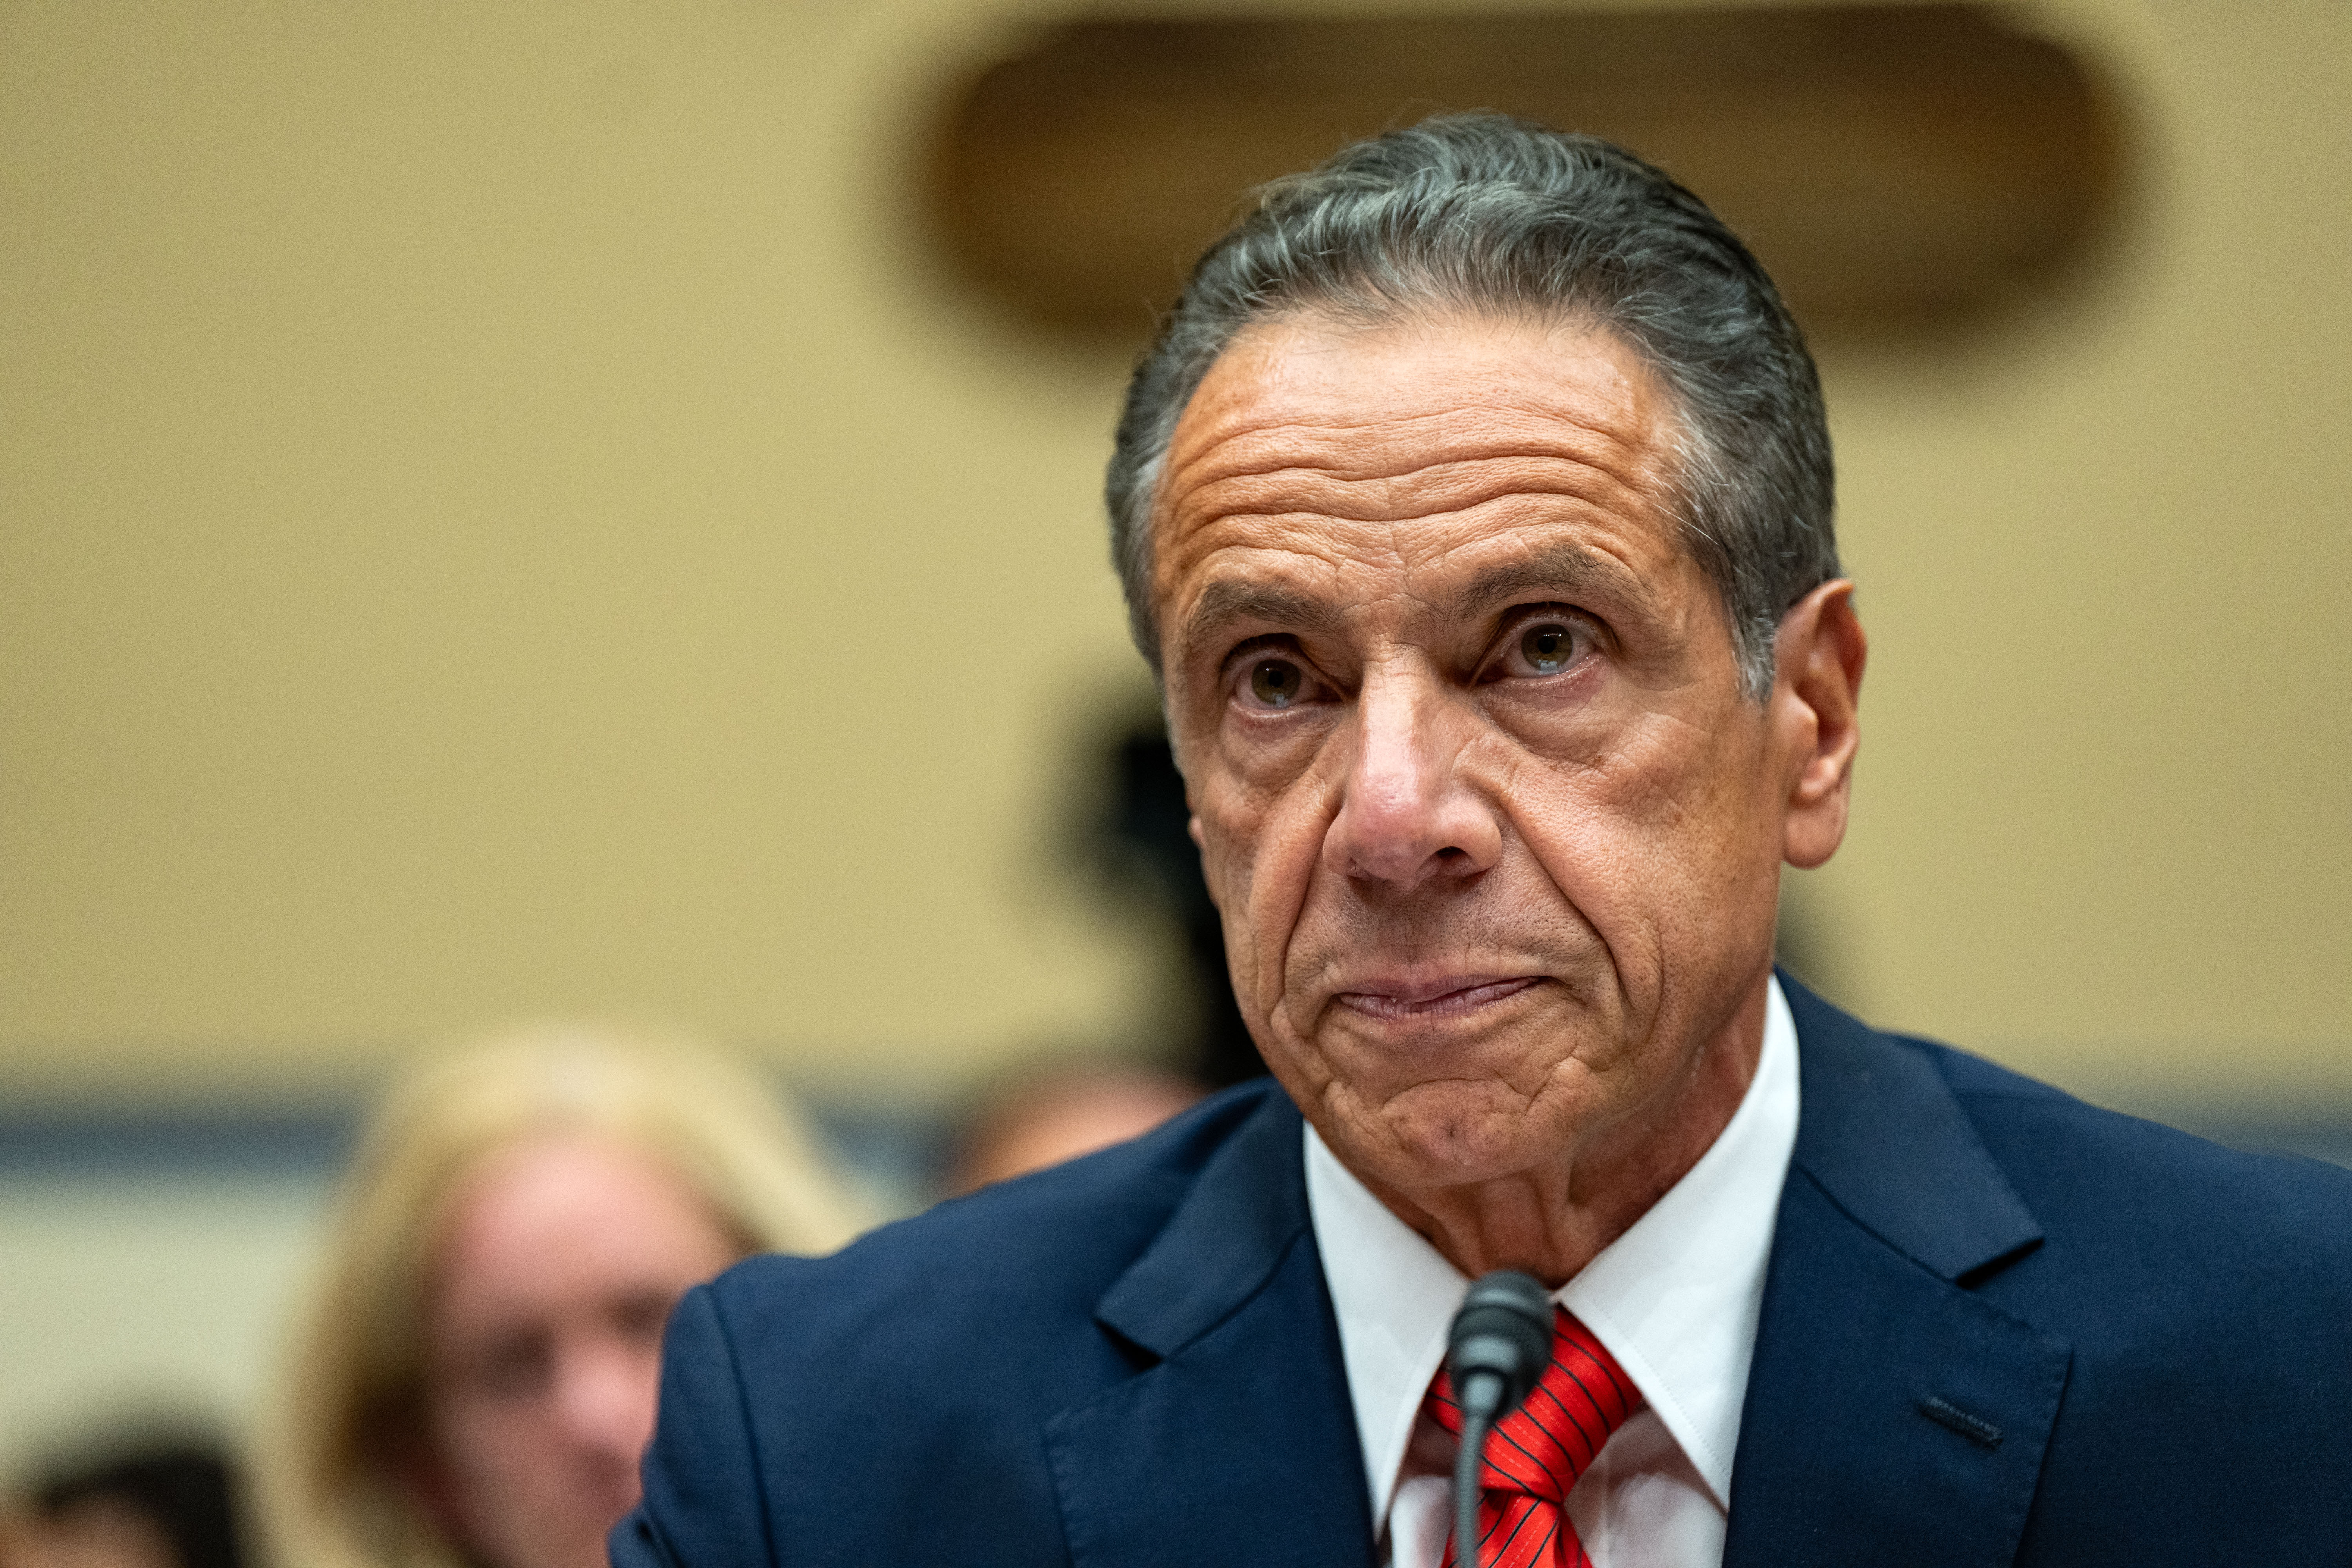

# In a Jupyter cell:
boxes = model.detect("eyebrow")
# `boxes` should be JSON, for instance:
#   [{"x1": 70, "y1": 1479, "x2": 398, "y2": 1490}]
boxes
[
  {"x1": 1172, "y1": 540, "x2": 1651, "y2": 663},
  {"x1": 1175, "y1": 579, "x2": 1350, "y2": 662},
  {"x1": 1445, "y1": 542, "x2": 1640, "y2": 623}
]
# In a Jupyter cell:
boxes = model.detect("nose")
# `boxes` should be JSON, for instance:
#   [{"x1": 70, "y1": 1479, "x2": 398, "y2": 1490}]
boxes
[
  {"x1": 550, "y1": 1328, "x2": 662, "y2": 1472},
  {"x1": 1321, "y1": 666, "x2": 1501, "y2": 890}
]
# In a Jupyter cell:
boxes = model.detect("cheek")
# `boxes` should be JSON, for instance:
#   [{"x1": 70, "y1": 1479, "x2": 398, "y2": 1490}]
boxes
[
  {"x1": 1196, "y1": 771, "x2": 1328, "y2": 996},
  {"x1": 609, "y1": 1339, "x2": 669, "y2": 1439},
  {"x1": 1194, "y1": 780, "x2": 1266, "y2": 963},
  {"x1": 434, "y1": 1386, "x2": 532, "y2": 1472},
  {"x1": 1508, "y1": 718, "x2": 1769, "y2": 958},
  {"x1": 426, "y1": 1388, "x2": 541, "y2": 1543}
]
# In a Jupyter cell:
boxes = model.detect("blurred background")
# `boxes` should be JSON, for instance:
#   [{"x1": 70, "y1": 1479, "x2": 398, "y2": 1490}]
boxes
[{"x1": 1, "y1": 0, "x2": 2345, "y2": 1533}]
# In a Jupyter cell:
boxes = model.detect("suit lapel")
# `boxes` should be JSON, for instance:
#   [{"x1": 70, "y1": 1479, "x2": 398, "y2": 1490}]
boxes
[
  {"x1": 1046, "y1": 1089, "x2": 1375, "y2": 1567},
  {"x1": 1723, "y1": 981, "x2": 2071, "y2": 1568}
]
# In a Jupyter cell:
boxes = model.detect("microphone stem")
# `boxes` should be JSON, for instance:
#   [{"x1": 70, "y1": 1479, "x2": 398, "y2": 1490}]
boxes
[{"x1": 1453, "y1": 1405, "x2": 1492, "y2": 1568}]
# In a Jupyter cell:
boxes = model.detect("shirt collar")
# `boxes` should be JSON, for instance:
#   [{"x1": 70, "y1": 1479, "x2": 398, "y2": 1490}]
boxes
[{"x1": 1304, "y1": 975, "x2": 1802, "y2": 1524}]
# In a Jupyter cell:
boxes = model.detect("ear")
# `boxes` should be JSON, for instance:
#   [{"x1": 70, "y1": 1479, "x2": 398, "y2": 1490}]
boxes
[{"x1": 1773, "y1": 579, "x2": 1867, "y2": 869}]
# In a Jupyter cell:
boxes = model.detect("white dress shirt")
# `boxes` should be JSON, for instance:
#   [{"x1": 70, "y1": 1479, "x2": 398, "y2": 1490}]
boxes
[{"x1": 1304, "y1": 977, "x2": 1801, "y2": 1568}]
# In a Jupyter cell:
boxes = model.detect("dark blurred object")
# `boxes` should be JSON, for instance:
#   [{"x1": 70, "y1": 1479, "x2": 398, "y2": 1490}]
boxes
[
  {"x1": 1095, "y1": 718, "x2": 1265, "y2": 1087},
  {"x1": 946, "y1": 1060, "x2": 1207, "y2": 1196},
  {"x1": 929, "y1": 5, "x2": 2116, "y2": 339},
  {"x1": 0, "y1": 1439, "x2": 241, "y2": 1568}
]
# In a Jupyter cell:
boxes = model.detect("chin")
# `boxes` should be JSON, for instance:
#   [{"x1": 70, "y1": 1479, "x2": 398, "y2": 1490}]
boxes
[{"x1": 1352, "y1": 1082, "x2": 1561, "y2": 1188}]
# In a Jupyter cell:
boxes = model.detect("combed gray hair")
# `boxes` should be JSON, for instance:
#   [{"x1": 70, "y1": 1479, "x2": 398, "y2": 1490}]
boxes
[{"x1": 1105, "y1": 113, "x2": 1837, "y2": 701}]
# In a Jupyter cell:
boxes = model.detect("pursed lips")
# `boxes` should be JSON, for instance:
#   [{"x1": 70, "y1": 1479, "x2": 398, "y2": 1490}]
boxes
[{"x1": 1331, "y1": 975, "x2": 1544, "y2": 1022}]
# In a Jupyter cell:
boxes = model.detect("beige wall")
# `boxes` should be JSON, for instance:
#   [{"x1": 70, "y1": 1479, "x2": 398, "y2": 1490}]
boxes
[
  {"x1": 1808, "y1": 0, "x2": 2350, "y2": 1109},
  {"x1": 1, "y1": 0, "x2": 2344, "y2": 1112}
]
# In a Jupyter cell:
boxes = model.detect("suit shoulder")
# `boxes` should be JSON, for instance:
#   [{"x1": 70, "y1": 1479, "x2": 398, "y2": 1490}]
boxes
[
  {"x1": 1896, "y1": 1033, "x2": 2352, "y2": 1262},
  {"x1": 702, "y1": 1079, "x2": 1285, "y2": 1366}
]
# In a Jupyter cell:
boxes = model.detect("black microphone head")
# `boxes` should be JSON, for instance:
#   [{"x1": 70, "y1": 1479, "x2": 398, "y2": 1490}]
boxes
[{"x1": 1446, "y1": 1269, "x2": 1553, "y2": 1420}]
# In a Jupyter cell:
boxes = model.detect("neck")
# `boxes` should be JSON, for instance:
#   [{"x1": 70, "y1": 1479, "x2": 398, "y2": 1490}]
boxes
[{"x1": 1357, "y1": 974, "x2": 1770, "y2": 1287}]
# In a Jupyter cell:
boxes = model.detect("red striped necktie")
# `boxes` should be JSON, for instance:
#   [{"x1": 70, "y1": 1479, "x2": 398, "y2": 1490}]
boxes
[{"x1": 1423, "y1": 1306, "x2": 1644, "y2": 1568}]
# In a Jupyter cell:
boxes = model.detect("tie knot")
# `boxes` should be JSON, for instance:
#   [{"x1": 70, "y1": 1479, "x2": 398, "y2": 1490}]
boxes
[{"x1": 1425, "y1": 1306, "x2": 1642, "y2": 1504}]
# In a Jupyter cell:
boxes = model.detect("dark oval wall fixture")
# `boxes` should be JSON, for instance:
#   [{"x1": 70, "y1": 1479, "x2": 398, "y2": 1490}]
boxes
[{"x1": 925, "y1": 6, "x2": 2119, "y2": 340}]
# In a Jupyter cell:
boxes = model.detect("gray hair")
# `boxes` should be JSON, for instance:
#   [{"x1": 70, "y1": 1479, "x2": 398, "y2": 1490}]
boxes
[{"x1": 1105, "y1": 113, "x2": 1838, "y2": 701}]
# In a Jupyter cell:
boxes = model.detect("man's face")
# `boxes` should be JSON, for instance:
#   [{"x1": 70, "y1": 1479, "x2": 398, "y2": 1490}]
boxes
[{"x1": 1155, "y1": 310, "x2": 1831, "y2": 1196}]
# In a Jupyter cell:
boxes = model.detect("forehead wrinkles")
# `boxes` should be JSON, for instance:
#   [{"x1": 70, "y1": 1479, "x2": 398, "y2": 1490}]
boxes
[
  {"x1": 1167, "y1": 380, "x2": 1664, "y2": 502},
  {"x1": 1173, "y1": 447, "x2": 1660, "y2": 550},
  {"x1": 1153, "y1": 325, "x2": 1676, "y2": 571}
]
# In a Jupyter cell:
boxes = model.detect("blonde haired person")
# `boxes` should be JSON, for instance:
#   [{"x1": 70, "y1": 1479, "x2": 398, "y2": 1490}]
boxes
[{"x1": 257, "y1": 1024, "x2": 864, "y2": 1568}]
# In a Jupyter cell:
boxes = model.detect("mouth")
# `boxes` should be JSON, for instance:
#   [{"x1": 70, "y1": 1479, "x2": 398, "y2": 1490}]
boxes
[{"x1": 1332, "y1": 975, "x2": 1543, "y2": 1023}]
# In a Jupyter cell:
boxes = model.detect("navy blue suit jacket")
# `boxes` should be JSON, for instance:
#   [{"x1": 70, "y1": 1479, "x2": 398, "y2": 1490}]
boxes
[{"x1": 615, "y1": 980, "x2": 2352, "y2": 1565}]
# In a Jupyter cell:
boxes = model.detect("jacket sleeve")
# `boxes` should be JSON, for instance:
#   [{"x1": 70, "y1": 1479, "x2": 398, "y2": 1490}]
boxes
[{"x1": 610, "y1": 1283, "x2": 775, "y2": 1568}]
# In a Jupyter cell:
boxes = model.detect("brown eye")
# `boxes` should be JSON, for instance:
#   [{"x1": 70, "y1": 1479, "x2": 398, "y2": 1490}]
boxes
[
  {"x1": 1249, "y1": 659, "x2": 1305, "y2": 708},
  {"x1": 1519, "y1": 621, "x2": 1576, "y2": 674}
]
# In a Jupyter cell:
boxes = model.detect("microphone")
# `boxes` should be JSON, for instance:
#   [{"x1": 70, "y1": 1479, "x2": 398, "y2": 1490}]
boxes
[{"x1": 1445, "y1": 1270, "x2": 1553, "y2": 1568}]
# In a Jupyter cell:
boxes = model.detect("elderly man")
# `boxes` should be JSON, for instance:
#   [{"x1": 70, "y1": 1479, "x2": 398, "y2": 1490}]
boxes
[{"x1": 614, "y1": 118, "x2": 2352, "y2": 1567}]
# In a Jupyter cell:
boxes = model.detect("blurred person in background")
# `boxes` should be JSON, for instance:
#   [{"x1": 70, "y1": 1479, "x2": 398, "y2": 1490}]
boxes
[
  {"x1": 255, "y1": 1024, "x2": 862, "y2": 1568},
  {"x1": 0, "y1": 1434, "x2": 242, "y2": 1568},
  {"x1": 944, "y1": 1059, "x2": 1204, "y2": 1197}
]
